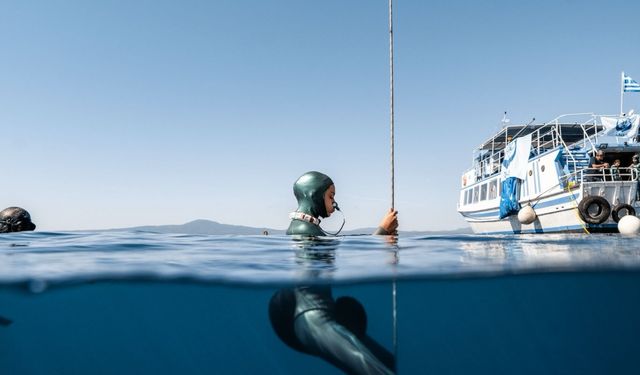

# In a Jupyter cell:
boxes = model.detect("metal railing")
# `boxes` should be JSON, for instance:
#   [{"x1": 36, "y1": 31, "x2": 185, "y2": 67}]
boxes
[
  {"x1": 581, "y1": 167, "x2": 638, "y2": 182},
  {"x1": 470, "y1": 113, "x2": 607, "y2": 183},
  {"x1": 560, "y1": 167, "x2": 639, "y2": 186}
]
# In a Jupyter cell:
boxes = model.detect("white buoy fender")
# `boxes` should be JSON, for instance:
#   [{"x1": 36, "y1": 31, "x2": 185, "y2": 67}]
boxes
[
  {"x1": 518, "y1": 205, "x2": 537, "y2": 225},
  {"x1": 618, "y1": 215, "x2": 640, "y2": 235}
]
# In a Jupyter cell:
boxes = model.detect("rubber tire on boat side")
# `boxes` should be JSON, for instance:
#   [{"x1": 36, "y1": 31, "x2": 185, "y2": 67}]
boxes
[
  {"x1": 578, "y1": 196, "x2": 611, "y2": 225},
  {"x1": 611, "y1": 203, "x2": 636, "y2": 223}
]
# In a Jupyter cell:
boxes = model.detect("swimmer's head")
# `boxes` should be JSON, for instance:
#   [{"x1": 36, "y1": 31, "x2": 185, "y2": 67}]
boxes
[
  {"x1": 0, "y1": 207, "x2": 36, "y2": 233},
  {"x1": 293, "y1": 171, "x2": 335, "y2": 218}
]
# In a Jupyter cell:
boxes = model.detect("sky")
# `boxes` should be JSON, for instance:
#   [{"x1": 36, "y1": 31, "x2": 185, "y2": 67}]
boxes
[{"x1": 1, "y1": 0, "x2": 640, "y2": 232}]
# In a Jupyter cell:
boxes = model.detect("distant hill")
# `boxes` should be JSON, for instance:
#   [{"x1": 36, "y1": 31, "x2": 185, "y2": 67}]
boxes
[
  {"x1": 109, "y1": 219, "x2": 285, "y2": 235},
  {"x1": 107, "y1": 219, "x2": 471, "y2": 236}
]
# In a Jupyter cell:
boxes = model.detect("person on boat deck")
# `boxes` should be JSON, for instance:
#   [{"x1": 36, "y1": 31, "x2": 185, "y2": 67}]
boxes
[
  {"x1": 611, "y1": 159, "x2": 622, "y2": 181},
  {"x1": 0, "y1": 207, "x2": 36, "y2": 233},
  {"x1": 286, "y1": 171, "x2": 398, "y2": 236},
  {"x1": 630, "y1": 154, "x2": 640, "y2": 200},
  {"x1": 587, "y1": 150, "x2": 609, "y2": 181}
]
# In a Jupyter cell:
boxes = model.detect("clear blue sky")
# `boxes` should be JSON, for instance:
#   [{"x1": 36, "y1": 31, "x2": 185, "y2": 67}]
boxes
[{"x1": 2, "y1": 0, "x2": 639, "y2": 231}]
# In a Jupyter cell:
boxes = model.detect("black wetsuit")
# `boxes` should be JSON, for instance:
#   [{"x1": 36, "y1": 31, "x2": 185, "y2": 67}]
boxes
[
  {"x1": 276, "y1": 172, "x2": 396, "y2": 374},
  {"x1": 293, "y1": 286, "x2": 395, "y2": 375}
]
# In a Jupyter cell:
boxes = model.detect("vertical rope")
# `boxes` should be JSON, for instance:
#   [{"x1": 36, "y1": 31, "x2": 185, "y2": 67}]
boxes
[
  {"x1": 389, "y1": 0, "x2": 398, "y2": 363},
  {"x1": 389, "y1": 0, "x2": 395, "y2": 211}
]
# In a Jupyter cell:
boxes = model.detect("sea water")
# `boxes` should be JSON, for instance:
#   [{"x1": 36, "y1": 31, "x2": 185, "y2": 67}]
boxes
[{"x1": 1, "y1": 232, "x2": 639, "y2": 374}]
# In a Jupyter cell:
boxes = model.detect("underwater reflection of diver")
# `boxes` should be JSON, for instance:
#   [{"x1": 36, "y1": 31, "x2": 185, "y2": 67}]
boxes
[{"x1": 269, "y1": 287, "x2": 395, "y2": 375}]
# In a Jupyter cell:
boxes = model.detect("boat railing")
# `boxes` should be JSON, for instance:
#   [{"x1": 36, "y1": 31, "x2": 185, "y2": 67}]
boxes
[
  {"x1": 564, "y1": 167, "x2": 638, "y2": 186},
  {"x1": 475, "y1": 152, "x2": 503, "y2": 180},
  {"x1": 472, "y1": 113, "x2": 607, "y2": 182},
  {"x1": 575, "y1": 118, "x2": 599, "y2": 152},
  {"x1": 581, "y1": 167, "x2": 638, "y2": 182},
  {"x1": 542, "y1": 113, "x2": 600, "y2": 152},
  {"x1": 531, "y1": 126, "x2": 560, "y2": 155},
  {"x1": 553, "y1": 113, "x2": 600, "y2": 150},
  {"x1": 475, "y1": 125, "x2": 570, "y2": 180}
]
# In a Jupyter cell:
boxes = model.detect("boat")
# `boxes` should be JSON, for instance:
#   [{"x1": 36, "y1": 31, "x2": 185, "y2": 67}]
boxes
[{"x1": 458, "y1": 112, "x2": 640, "y2": 234}]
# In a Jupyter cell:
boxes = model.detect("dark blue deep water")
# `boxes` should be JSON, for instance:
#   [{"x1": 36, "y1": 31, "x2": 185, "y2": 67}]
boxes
[{"x1": 1, "y1": 232, "x2": 640, "y2": 374}]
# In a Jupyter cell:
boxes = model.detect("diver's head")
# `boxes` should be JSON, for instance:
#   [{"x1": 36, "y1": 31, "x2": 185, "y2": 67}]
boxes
[
  {"x1": 0, "y1": 207, "x2": 36, "y2": 233},
  {"x1": 293, "y1": 171, "x2": 335, "y2": 218}
]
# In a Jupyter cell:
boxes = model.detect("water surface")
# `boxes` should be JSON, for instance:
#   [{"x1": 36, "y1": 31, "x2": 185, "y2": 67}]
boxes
[{"x1": 1, "y1": 232, "x2": 639, "y2": 374}]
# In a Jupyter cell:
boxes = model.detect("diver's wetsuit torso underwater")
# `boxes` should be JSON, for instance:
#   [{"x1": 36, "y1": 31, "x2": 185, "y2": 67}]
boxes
[{"x1": 270, "y1": 285, "x2": 395, "y2": 375}]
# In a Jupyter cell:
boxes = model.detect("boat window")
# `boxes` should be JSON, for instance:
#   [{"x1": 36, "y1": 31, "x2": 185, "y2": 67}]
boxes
[
  {"x1": 480, "y1": 183, "x2": 488, "y2": 201},
  {"x1": 488, "y1": 180, "x2": 498, "y2": 200},
  {"x1": 463, "y1": 190, "x2": 469, "y2": 205},
  {"x1": 473, "y1": 186, "x2": 479, "y2": 203}
]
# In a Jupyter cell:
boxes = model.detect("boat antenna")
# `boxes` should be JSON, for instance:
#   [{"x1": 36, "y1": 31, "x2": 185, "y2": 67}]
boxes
[
  {"x1": 501, "y1": 111, "x2": 510, "y2": 127},
  {"x1": 388, "y1": 0, "x2": 398, "y2": 361},
  {"x1": 510, "y1": 117, "x2": 537, "y2": 142}
]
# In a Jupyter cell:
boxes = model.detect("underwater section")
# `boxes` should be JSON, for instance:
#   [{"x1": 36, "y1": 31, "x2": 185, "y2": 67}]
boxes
[{"x1": 1, "y1": 271, "x2": 639, "y2": 374}]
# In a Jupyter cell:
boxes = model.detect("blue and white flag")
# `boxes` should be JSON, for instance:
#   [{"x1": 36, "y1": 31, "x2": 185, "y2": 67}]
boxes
[
  {"x1": 500, "y1": 133, "x2": 532, "y2": 180},
  {"x1": 601, "y1": 114, "x2": 640, "y2": 137},
  {"x1": 624, "y1": 74, "x2": 640, "y2": 92}
]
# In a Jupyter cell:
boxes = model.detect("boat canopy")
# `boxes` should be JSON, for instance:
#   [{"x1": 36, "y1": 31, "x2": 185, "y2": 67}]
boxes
[{"x1": 476, "y1": 123, "x2": 603, "y2": 153}]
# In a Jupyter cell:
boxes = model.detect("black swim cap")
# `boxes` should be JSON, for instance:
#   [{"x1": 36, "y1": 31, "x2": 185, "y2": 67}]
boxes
[
  {"x1": 293, "y1": 171, "x2": 334, "y2": 218},
  {"x1": 0, "y1": 207, "x2": 36, "y2": 233}
]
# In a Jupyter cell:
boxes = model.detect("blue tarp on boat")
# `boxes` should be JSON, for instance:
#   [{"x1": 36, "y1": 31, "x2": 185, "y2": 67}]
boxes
[{"x1": 499, "y1": 177, "x2": 520, "y2": 219}]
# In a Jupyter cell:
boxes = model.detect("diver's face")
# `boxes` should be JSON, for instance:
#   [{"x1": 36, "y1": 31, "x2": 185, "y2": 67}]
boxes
[{"x1": 324, "y1": 184, "x2": 336, "y2": 217}]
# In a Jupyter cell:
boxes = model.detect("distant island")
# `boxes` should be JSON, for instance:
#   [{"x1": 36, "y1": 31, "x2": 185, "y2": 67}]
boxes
[{"x1": 107, "y1": 219, "x2": 471, "y2": 236}]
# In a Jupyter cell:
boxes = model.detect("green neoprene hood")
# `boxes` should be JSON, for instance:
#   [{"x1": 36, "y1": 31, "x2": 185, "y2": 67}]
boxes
[{"x1": 292, "y1": 171, "x2": 334, "y2": 218}]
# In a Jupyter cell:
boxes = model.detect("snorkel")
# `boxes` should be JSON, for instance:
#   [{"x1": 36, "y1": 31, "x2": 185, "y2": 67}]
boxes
[
  {"x1": 322, "y1": 202, "x2": 346, "y2": 236},
  {"x1": 287, "y1": 171, "x2": 346, "y2": 236}
]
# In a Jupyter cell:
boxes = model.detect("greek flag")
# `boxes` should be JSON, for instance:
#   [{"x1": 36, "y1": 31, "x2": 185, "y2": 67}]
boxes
[{"x1": 624, "y1": 74, "x2": 640, "y2": 92}]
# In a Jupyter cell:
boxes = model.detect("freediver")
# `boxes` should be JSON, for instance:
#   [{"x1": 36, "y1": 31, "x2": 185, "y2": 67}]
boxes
[
  {"x1": 0, "y1": 207, "x2": 36, "y2": 233},
  {"x1": 269, "y1": 171, "x2": 397, "y2": 374},
  {"x1": 286, "y1": 171, "x2": 398, "y2": 236}
]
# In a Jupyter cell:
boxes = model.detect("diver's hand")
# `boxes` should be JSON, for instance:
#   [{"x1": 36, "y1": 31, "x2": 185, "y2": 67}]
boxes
[{"x1": 379, "y1": 209, "x2": 398, "y2": 234}]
